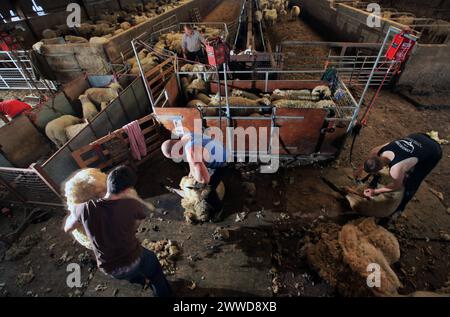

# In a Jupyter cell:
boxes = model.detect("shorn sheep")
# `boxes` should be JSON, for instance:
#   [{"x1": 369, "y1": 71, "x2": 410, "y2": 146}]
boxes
[{"x1": 45, "y1": 115, "x2": 83, "y2": 148}]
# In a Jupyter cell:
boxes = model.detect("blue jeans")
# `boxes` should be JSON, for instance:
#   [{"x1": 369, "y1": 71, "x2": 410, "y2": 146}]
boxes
[{"x1": 112, "y1": 248, "x2": 173, "y2": 297}]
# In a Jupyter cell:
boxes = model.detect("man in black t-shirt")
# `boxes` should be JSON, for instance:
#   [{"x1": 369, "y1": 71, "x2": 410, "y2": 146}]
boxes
[
  {"x1": 64, "y1": 165, "x2": 172, "y2": 297},
  {"x1": 355, "y1": 133, "x2": 442, "y2": 217}
]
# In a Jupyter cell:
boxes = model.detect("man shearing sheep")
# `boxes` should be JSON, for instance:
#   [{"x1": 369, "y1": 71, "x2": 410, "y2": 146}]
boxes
[
  {"x1": 161, "y1": 132, "x2": 229, "y2": 218},
  {"x1": 182, "y1": 24, "x2": 206, "y2": 63},
  {"x1": 355, "y1": 133, "x2": 442, "y2": 219},
  {"x1": 64, "y1": 165, "x2": 173, "y2": 297}
]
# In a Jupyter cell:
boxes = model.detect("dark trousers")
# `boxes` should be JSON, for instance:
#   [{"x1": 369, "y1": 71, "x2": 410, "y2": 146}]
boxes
[
  {"x1": 112, "y1": 248, "x2": 173, "y2": 297},
  {"x1": 205, "y1": 166, "x2": 226, "y2": 214},
  {"x1": 396, "y1": 140, "x2": 442, "y2": 213},
  {"x1": 186, "y1": 49, "x2": 206, "y2": 64}
]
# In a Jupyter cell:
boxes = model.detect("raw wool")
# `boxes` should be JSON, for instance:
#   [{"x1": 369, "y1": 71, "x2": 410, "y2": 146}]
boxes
[
  {"x1": 209, "y1": 94, "x2": 271, "y2": 115},
  {"x1": 141, "y1": 239, "x2": 181, "y2": 274},
  {"x1": 339, "y1": 218, "x2": 402, "y2": 297},
  {"x1": 64, "y1": 168, "x2": 108, "y2": 250},
  {"x1": 315, "y1": 100, "x2": 336, "y2": 109},
  {"x1": 346, "y1": 169, "x2": 404, "y2": 218},
  {"x1": 271, "y1": 89, "x2": 312, "y2": 101},
  {"x1": 45, "y1": 115, "x2": 83, "y2": 147},
  {"x1": 179, "y1": 176, "x2": 225, "y2": 224},
  {"x1": 306, "y1": 218, "x2": 401, "y2": 296}
]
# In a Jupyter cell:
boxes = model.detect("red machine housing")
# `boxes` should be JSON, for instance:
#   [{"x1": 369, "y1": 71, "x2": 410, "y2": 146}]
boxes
[
  {"x1": 385, "y1": 32, "x2": 416, "y2": 62},
  {"x1": 205, "y1": 37, "x2": 229, "y2": 66}
]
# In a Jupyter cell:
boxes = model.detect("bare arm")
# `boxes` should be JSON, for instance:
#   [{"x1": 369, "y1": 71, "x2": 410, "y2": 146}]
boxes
[
  {"x1": 64, "y1": 213, "x2": 81, "y2": 233},
  {"x1": 186, "y1": 147, "x2": 210, "y2": 184}
]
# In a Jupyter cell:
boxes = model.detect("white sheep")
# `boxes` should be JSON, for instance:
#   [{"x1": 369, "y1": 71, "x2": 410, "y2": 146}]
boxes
[
  {"x1": 290, "y1": 5, "x2": 301, "y2": 21},
  {"x1": 65, "y1": 35, "x2": 88, "y2": 43},
  {"x1": 263, "y1": 9, "x2": 278, "y2": 26},
  {"x1": 45, "y1": 115, "x2": 83, "y2": 147},
  {"x1": 85, "y1": 82, "x2": 123, "y2": 107},
  {"x1": 79, "y1": 94, "x2": 99, "y2": 121},
  {"x1": 255, "y1": 10, "x2": 263, "y2": 23},
  {"x1": 89, "y1": 36, "x2": 110, "y2": 45},
  {"x1": 65, "y1": 122, "x2": 88, "y2": 140},
  {"x1": 312, "y1": 85, "x2": 332, "y2": 99}
]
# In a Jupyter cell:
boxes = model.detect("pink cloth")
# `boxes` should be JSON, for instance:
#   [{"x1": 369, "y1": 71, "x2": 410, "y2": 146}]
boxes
[{"x1": 123, "y1": 120, "x2": 147, "y2": 160}]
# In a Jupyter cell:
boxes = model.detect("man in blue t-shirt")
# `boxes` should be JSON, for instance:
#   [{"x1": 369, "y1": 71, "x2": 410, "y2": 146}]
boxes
[{"x1": 161, "y1": 133, "x2": 228, "y2": 216}]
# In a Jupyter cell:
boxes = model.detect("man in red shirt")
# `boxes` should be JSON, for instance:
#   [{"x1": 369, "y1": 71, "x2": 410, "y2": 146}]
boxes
[{"x1": 0, "y1": 98, "x2": 32, "y2": 123}]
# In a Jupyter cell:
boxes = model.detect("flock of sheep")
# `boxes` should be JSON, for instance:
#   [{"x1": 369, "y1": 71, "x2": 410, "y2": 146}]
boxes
[
  {"x1": 38, "y1": 0, "x2": 186, "y2": 46},
  {"x1": 45, "y1": 82, "x2": 123, "y2": 148},
  {"x1": 179, "y1": 62, "x2": 337, "y2": 117},
  {"x1": 256, "y1": 0, "x2": 301, "y2": 26}
]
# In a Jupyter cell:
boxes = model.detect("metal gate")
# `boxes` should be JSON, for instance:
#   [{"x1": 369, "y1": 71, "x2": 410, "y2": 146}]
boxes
[
  {"x1": 0, "y1": 50, "x2": 57, "y2": 90},
  {"x1": 276, "y1": 41, "x2": 398, "y2": 86},
  {"x1": 0, "y1": 164, "x2": 63, "y2": 206}
]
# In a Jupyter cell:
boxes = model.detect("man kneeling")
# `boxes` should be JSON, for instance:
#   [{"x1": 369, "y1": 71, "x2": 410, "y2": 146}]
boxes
[{"x1": 64, "y1": 165, "x2": 172, "y2": 297}]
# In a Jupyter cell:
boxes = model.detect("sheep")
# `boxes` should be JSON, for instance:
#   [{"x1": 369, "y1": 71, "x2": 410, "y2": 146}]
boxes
[
  {"x1": 179, "y1": 175, "x2": 225, "y2": 224},
  {"x1": 45, "y1": 115, "x2": 83, "y2": 148},
  {"x1": 395, "y1": 14, "x2": 415, "y2": 26},
  {"x1": 63, "y1": 168, "x2": 108, "y2": 249},
  {"x1": 195, "y1": 93, "x2": 211, "y2": 104},
  {"x1": 345, "y1": 169, "x2": 404, "y2": 218},
  {"x1": 428, "y1": 19, "x2": 449, "y2": 44},
  {"x1": 79, "y1": 94, "x2": 99, "y2": 121},
  {"x1": 84, "y1": 82, "x2": 123, "y2": 107},
  {"x1": 232, "y1": 89, "x2": 260, "y2": 100},
  {"x1": 259, "y1": 0, "x2": 269, "y2": 10},
  {"x1": 65, "y1": 122, "x2": 88, "y2": 140},
  {"x1": 290, "y1": 5, "x2": 301, "y2": 21},
  {"x1": 89, "y1": 36, "x2": 110, "y2": 45},
  {"x1": 76, "y1": 23, "x2": 95, "y2": 37},
  {"x1": 263, "y1": 9, "x2": 278, "y2": 26},
  {"x1": 255, "y1": 10, "x2": 263, "y2": 23},
  {"x1": 312, "y1": 85, "x2": 332, "y2": 99},
  {"x1": 65, "y1": 35, "x2": 88, "y2": 43},
  {"x1": 279, "y1": 5, "x2": 288, "y2": 18},
  {"x1": 272, "y1": 89, "x2": 312, "y2": 101},
  {"x1": 272, "y1": 99, "x2": 317, "y2": 109},
  {"x1": 42, "y1": 29, "x2": 58, "y2": 39},
  {"x1": 209, "y1": 94, "x2": 271, "y2": 115},
  {"x1": 120, "y1": 22, "x2": 131, "y2": 30},
  {"x1": 186, "y1": 78, "x2": 208, "y2": 95}
]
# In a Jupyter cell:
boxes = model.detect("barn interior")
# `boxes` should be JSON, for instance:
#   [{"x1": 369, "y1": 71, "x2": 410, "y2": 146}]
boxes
[{"x1": 0, "y1": 0, "x2": 449, "y2": 298}]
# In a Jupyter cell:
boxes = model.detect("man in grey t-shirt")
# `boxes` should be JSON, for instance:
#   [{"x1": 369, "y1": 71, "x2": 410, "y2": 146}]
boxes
[{"x1": 182, "y1": 24, "x2": 206, "y2": 63}]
